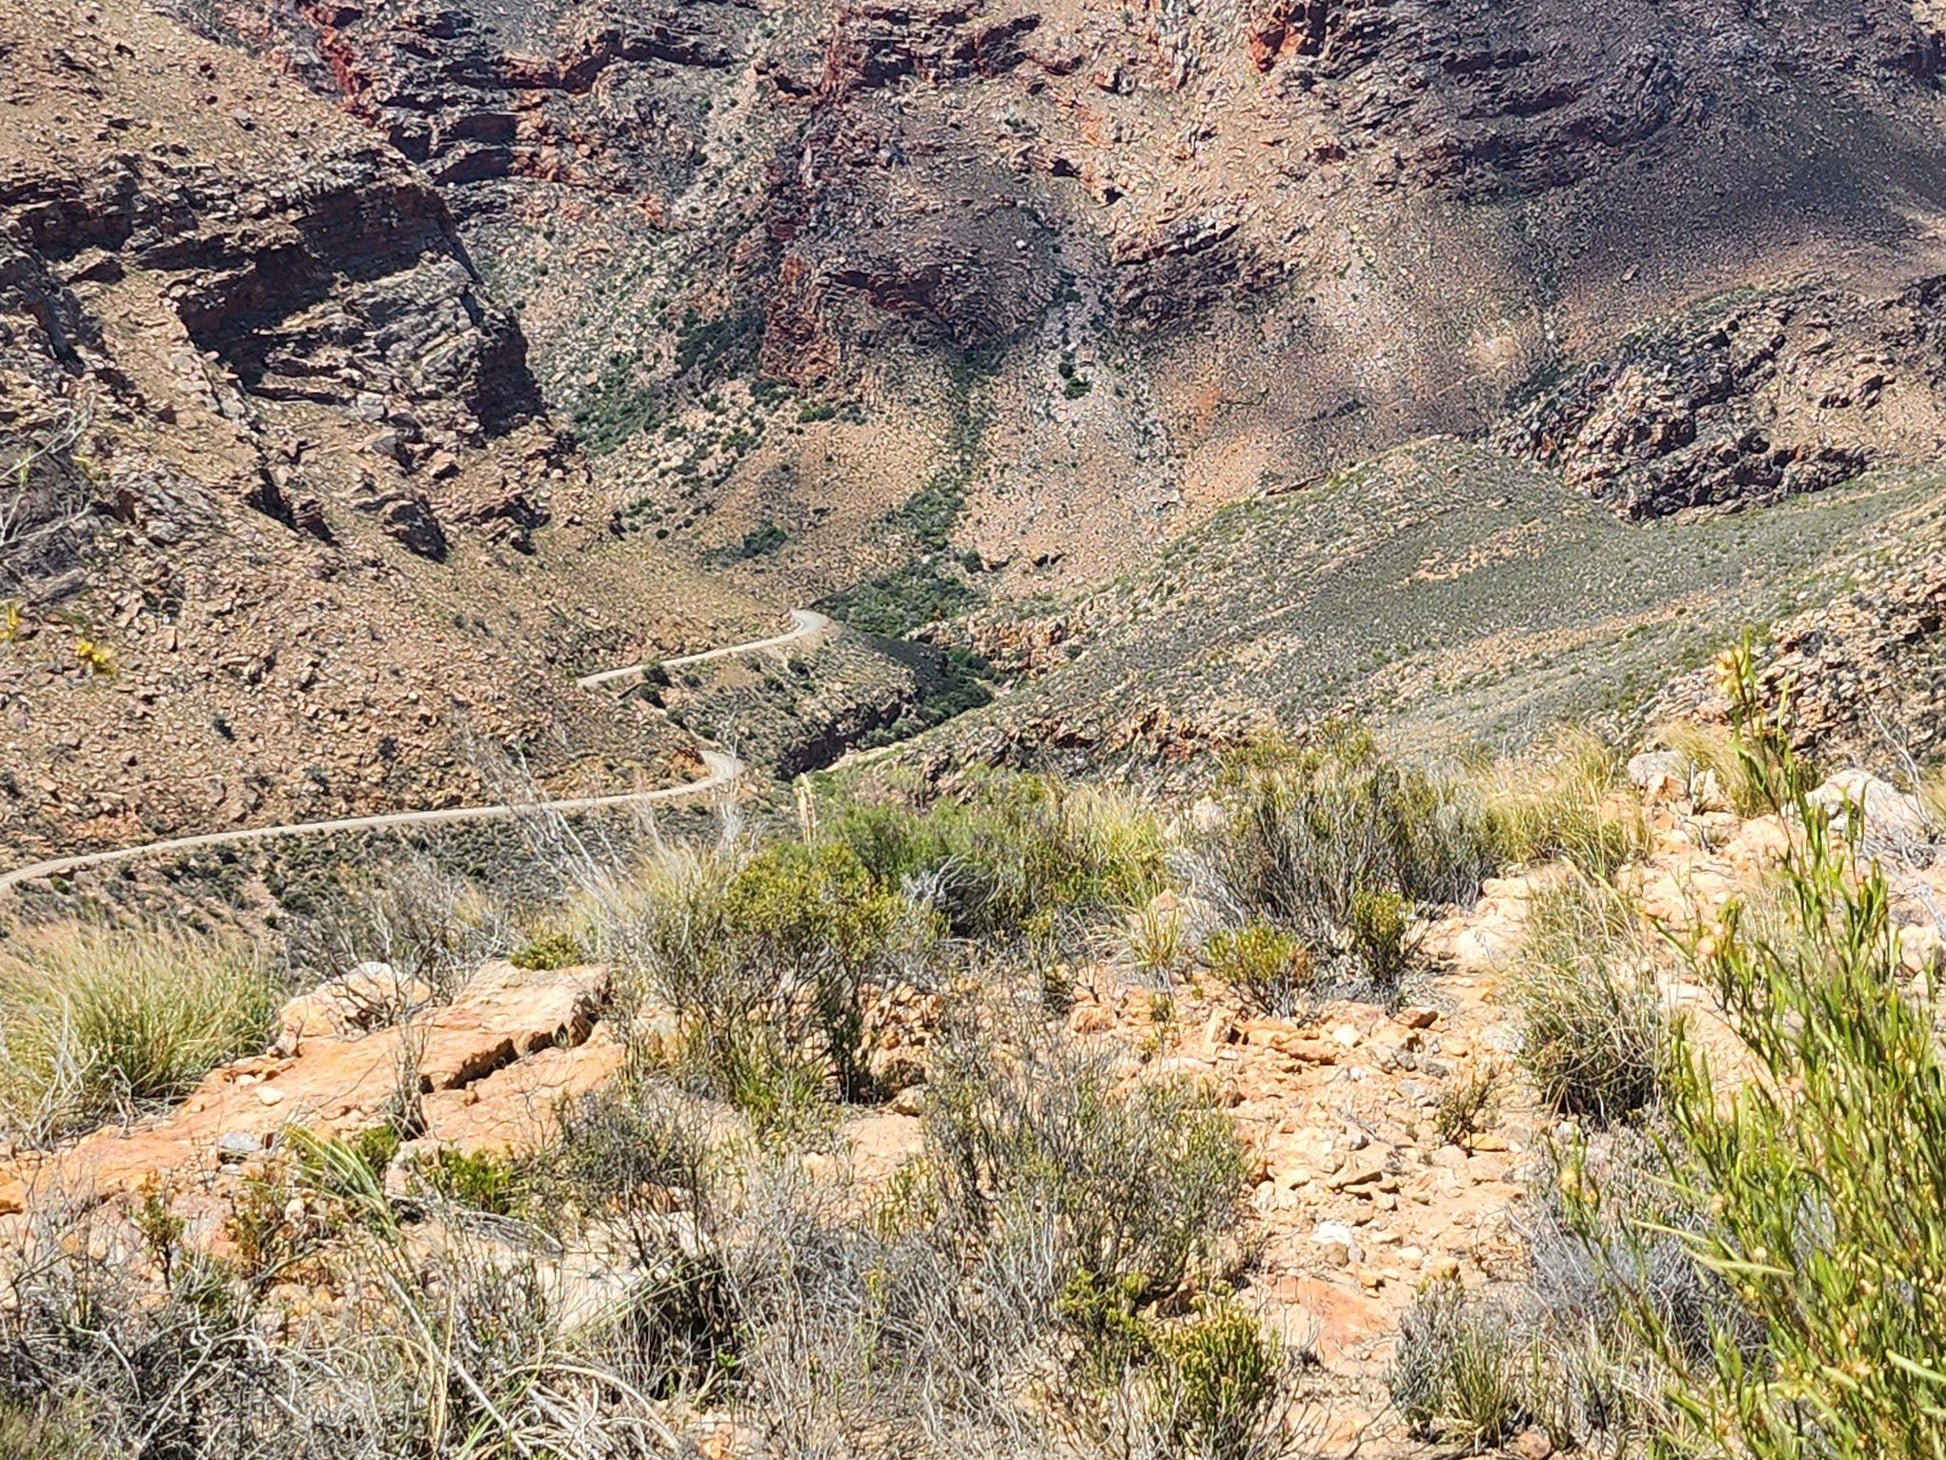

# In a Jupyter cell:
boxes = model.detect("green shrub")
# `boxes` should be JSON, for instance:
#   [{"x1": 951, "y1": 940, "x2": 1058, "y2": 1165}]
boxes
[
  {"x1": 0, "y1": 1398, "x2": 96, "y2": 1459},
  {"x1": 422, "y1": 1146, "x2": 528, "y2": 1216},
  {"x1": 721, "y1": 842, "x2": 923, "y2": 1100},
  {"x1": 351, "y1": 1122, "x2": 402, "y2": 1182},
  {"x1": 509, "y1": 927, "x2": 586, "y2": 971},
  {"x1": 596, "y1": 839, "x2": 938, "y2": 1118},
  {"x1": 1564, "y1": 648, "x2": 1946, "y2": 1458},
  {"x1": 0, "y1": 925, "x2": 280, "y2": 1143},
  {"x1": 816, "y1": 558, "x2": 976, "y2": 637},
  {"x1": 1196, "y1": 727, "x2": 1494, "y2": 994},
  {"x1": 1209, "y1": 725, "x2": 1498, "y2": 930},
  {"x1": 1347, "y1": 888, "x2": 1412, "y2": 991},
  {"x1": 709, "y1": 522, "x2": 789, "y2": 564},
  {"x1": 1203, "y1": 921, "x2": 1312, "y2": 1014},
  {"x1": 828, "y1": 771, "x2": 1168, "y2": 942},
  {"x1": 1432, "y1": 1067, "x2": 1500, "y2": 1148},
  {"x1": 1504, "y1": 877, "x2": 1671, "y2": 1124},
  {"x1": 1150, "y1": 1297, "x2": 1287, "y2": 1460},
  {"x1": 1389, "y1": 1276, "x2": 1534, "y2": 1448},
  {"x1": 1059, "y1": 1268, "x2": 1158, "y2": 1383}
]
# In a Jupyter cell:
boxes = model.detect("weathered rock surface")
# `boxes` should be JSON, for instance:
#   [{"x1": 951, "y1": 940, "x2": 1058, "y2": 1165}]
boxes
[
  {"x1": 1494, "y1": 282, "x2": 1946, "y2": 518},
  {"x1": 0, "y1": 960, "x2": 615, "y2": 1214}
]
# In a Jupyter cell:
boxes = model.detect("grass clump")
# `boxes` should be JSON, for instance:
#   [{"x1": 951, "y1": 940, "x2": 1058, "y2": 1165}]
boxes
[
  {"x1": 1112, "y1": 898, "x2": 1196, "y2": 984},
  {"x1": 1389, "y1": 1276, "x2": 1535, "y2": 1449},
  {"x1": 0, "y1": 925, "x2": 280, "y2": 1144},
  {"x1": 1657, "y1": 720, "x2": 1791, "y2": 817},
  {"x1": 1211, "y1": 726, "x2": 1497, "y2": 925},
  {"x1": 918, "y1": 1015, "x2": 1246, "y2": 1309},
  {"x1": 1503, "y1": 876, "x2": 1671, "y2": 1124},
  {"x1": 1474, "y1": 729, "x2": 1648, "y2": 877},
  {"x1": 1190, "y1": 725, "x2": 1494, "y2": 996},
  {"x1": 1919, "y1": 760, "x2": 1946, "y2": 833}
]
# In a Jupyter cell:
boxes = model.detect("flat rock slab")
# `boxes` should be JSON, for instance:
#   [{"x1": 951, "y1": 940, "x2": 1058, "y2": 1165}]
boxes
[{"x1": 0, "y1": 962, "x2": 614, "y2": 1214}]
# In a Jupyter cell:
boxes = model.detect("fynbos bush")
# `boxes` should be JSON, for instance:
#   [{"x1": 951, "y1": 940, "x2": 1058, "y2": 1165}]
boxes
[
  {"x1": 1557, "y1": 645, "x2": 1946, "y2": 1456},
  {"x1": 1202, "y1": 921, "x2": 1312, "y2": 1014},
  {"x1": 918, "y1": 1016, "x2": 1247, "y2": 1307},
  {"x1": 1504, "y1": 876, "x2": 1671, "y2": 1124}
]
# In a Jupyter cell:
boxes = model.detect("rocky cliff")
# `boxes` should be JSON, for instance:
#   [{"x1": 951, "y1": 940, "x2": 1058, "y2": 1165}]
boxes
[{"x1": 199, "y1": 0, "x2": 1946, "y2": 601}]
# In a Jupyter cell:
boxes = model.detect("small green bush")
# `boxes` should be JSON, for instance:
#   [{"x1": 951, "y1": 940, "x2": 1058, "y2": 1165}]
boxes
[
  {"x1": 351, "y1": 1122, "x2": 402, "y2": 1181},
  {"x1": 1564, "y1": 648, "x2": 1946, "y2": 1458},
  {"x1": 1347, "y1": 888, "x2": 1411, "y2": 991},
  {"x1": 1203, "y1": 921, "x2": 1312, "y2": 1013},
  {"x1": 709, "y1": 522, "x2": 789, "y2": 563},
  {"x1": 1431, "y1": 1067, "x2": 1500, "y2": 1148},
  {"x1": 1389, "y1": 1276, "x2": 1533, "y2": 1448},
  {"x1": 1196, "y1": 726, "x2": 1495, "y2": 994},
  {"x1": 1115, "y1": 900, "x2": 1194, "y2": 982},
  {"x1": 1505, "y1": 877, "x2": 1671, "y2": 1124},
  {"x1": 509, "y1": 927, "x2": 586, "y2": 971},
  {"x1": 1150, "y1": 1297, "x2": 1287, "y2": 1460},
  {"x1": 1059, "y1": 1269, "x2": 1157, "y2": 1383},
  {"x1": 828, "y1": 771, "x2": 1168, "y2": 942},
  {"x1": 422, "y1": 1146, "x2": 528, "y2": 1216},
  {"x1": 596, "y1": 839, "x2": 938, "y2": 1120}
]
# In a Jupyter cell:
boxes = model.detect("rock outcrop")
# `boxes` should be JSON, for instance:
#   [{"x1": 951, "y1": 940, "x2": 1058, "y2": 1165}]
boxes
[
  {"x1": 0, "y1": 959, "x2": 620, "y2": 1215},
  {"x1": 1493, "y1": 281, "x2": 1946, "y2": 518}
]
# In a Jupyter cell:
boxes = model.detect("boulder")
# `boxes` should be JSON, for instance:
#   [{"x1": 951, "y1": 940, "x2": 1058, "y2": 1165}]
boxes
[{"x1": 1809, "y1": 771, "x2": 1932, "y2": 848}]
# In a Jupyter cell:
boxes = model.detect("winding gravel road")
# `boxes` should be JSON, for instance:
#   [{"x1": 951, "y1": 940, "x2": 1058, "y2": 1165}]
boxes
[
  {"x1": 575, "y1": 609, "x2": 831, "y2": 689},
  {"x1": 0, "y1": 611, "x2": 831, "y2": 896}
]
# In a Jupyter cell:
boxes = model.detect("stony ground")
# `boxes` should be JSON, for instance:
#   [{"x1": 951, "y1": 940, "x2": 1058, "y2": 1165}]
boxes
[{"x1": 8, "y1": 759, "x2": 1939, "y2": 1450}]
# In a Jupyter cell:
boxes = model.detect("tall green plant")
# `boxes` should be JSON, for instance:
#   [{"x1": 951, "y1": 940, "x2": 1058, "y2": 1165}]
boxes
[{"x1": 1567, "y1": 640, "x2": 1946, "y2": 1457}]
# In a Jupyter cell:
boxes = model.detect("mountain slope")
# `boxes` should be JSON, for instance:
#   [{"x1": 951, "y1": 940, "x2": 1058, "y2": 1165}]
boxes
[
  {"x1": 0, "y1": 0, "x2": 879, "y2": 862},
  {"x1": 206, "y1": 0, "x2": 1946, "y2": 606},
  {"x1": 912, "y1": 440, "x2": 1946, "y2": 772}
]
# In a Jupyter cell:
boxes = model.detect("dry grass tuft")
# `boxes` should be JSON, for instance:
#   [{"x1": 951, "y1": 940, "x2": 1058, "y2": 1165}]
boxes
[
  {"x1": 1472, "y1": 729, "x2": 1648, "y2": 878},
  {"x1": 0, "y1": 923, "x2": 280, "y2": 1145}
]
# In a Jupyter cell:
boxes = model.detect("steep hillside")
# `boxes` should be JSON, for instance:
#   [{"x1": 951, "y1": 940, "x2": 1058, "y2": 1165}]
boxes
[
  {"x1": 206, "y1": 0, "x2": 1946, "y2": 612},
  {"x1": 906, "y1": 440, "x2": 1946, "y2": 773},
  {"x1": 0, "y1": 0, "x2": 928, "y2": 864}
]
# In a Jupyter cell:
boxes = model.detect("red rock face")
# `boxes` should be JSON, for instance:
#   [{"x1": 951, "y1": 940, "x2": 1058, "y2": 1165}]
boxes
[
  {"x1": 1248, "y1": 0, "x2": 1329, "y2": 72},
  {"x1": 136, "y1": 0, "x2": 1946, "y2": 618},
  {"x1": 218, "y1": 0, "x2": 1946, "y2": 386}
]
